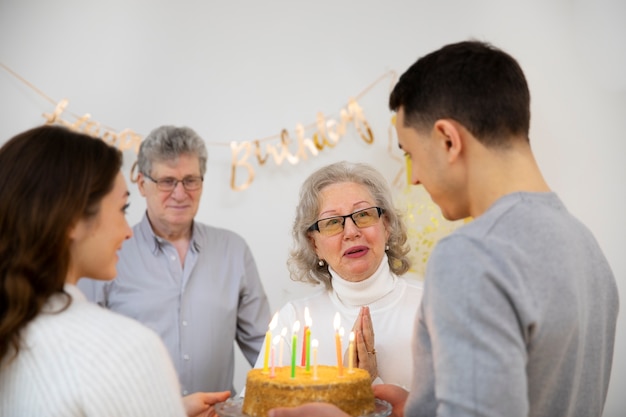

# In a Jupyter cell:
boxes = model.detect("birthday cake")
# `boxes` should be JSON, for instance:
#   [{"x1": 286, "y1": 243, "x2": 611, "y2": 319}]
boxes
[{"x1": 242, "y1": 365, "x2": 375, "y2": 417}]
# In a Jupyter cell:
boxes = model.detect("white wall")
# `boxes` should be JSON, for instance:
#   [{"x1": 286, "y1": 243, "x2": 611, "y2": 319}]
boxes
[{"x1": 1, "y1": 0, "x2": 624, "y2": 415}]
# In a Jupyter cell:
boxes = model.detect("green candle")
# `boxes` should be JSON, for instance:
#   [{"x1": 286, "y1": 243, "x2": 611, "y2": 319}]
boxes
[
  {"x1": 291, "y1": 320, "x2": 300, "y2": 379},
  {"x1": 305, "y1": 326, "x2": 311, "y2": 372}
]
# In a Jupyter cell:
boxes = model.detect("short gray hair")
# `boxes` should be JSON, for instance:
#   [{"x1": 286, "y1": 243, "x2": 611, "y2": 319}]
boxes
[
  {"x1": 287, "y1": 161, "x2": 411, "y2": 289},
  {"x1": 138, "y1": 126, "x2": 208, "y2": 176}
]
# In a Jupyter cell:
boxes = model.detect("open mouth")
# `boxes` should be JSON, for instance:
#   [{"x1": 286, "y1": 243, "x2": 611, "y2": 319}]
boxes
[{"x1": 344, "y1": 246, "x2": 368, "y2": 256}]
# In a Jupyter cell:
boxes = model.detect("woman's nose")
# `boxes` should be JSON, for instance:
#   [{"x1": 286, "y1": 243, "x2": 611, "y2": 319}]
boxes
[{"x1": 342, "y1": 217, "x2": 361, "y2": 237}]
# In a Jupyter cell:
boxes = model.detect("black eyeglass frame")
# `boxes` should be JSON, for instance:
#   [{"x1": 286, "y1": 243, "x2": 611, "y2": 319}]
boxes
[
  {"x1": 143, "y1": 173, "x2": 204, "y2": 191},
  {"x1": 308, "y1": 206, "x2": 384, "y2": 234}
]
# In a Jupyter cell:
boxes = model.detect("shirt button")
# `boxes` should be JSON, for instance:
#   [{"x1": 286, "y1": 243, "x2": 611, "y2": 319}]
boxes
[
  {"x1": 170, "y1": 255, "x2": 176, "y2": 261},
  {"x1": 183, "y1": 354, "x2": 190, "y2": 361},
  {"x1": 182, "y1": 390, "x2": 189, "y2": 395},
  {"x1": 182, "y1": 321, "x2": 188, "y2": 326}
]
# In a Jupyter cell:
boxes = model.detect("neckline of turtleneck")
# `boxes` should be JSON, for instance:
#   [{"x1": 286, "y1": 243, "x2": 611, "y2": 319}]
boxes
[{"x1": 329, "y1": 254, "x2": 396, "y2": 307}]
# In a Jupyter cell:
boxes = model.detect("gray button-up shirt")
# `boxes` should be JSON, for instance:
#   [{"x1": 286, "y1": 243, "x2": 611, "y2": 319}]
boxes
[{"x1": 78, "y1": 213, "x2": 271, "y2": 395}]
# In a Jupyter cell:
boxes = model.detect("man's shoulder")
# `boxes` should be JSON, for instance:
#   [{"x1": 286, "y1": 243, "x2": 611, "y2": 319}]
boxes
[
  {"x1": 192, "y1": 222, "x2": 252, "y2": 252},
  {"x1": 193, "y1": 221, "x2": 245, "y2": 239}
]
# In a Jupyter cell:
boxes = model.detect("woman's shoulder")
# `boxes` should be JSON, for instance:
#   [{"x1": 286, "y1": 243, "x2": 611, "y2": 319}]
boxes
[
  {"x1": 37, "y1": 294, "x2": 163, "y2": 352},
  {"x1": 396, "y1": 275, "x2": 424, "y2": 293}
]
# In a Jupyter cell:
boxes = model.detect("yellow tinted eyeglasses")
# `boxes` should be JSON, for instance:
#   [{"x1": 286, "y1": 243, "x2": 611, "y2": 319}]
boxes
[{"x1": 308, "y1": 207, "x2": 384, "y2": 236}]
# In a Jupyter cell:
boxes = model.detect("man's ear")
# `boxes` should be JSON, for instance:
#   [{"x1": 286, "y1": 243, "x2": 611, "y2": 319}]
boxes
[
  {"x1": 137, "y1": 172, "x2": 148, "y2": 197},
  {"x1": 433, "y1": 119, "x2": 463, "y2": 163}
]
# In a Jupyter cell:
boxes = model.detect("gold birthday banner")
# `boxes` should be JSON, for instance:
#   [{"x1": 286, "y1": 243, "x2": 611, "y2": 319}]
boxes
[
  {"x1": 1, "y1": 63, "x2": 467, "y2": 274},
  {"x1": 1, "y1": 63, "x2": 398, "y2": 191}
]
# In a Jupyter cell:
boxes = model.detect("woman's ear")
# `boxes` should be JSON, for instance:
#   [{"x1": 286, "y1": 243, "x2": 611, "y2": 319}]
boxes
[
  {"x1": 383, "y1": 215, "x2": 391, "y2": 242},
  {"x1": 307, "y1": 232, "x2": 318, "y2": 253},
  {"x1": 68, "y1": 218, "x2": 87, "y2": 242}
]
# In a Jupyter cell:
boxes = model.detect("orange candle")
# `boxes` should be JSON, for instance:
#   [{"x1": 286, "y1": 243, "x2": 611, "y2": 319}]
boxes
[
  {"x1": 334, "y1": 312, "x2": 344, "y2": 377},
  {"x1": 348, "y1": 331, "x2": 355, "y2": 373},
  {"x1": 263, "y1": 313, "x2": 278, "y2": 374}
]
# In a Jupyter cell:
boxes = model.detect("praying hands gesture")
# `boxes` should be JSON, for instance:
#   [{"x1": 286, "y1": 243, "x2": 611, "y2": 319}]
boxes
[{"x1": 349, "y1": 306, "x2": 378, "y2": 382}]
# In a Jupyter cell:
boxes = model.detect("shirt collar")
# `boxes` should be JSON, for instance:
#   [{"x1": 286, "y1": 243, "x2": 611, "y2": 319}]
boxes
[{"x1": 139, "y1": 212, "x2": 201, "y2": 254}]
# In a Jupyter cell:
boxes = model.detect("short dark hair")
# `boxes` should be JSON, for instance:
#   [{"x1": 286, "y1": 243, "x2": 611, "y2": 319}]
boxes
[
  {"x1": 0, "y1": 125, "x2": 123, "y2": 363},
  {"x1": 390, "y1": 40, "x2": 531, "y2": 147}
]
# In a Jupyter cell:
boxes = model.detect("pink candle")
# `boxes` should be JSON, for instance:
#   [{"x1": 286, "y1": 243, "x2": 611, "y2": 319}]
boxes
[
  {"x1": 278, "y1": 327, "x2": 287, "y2": 367},
  {"x1": 271, "y1": 335, "x2": 280, "y2": 378}
]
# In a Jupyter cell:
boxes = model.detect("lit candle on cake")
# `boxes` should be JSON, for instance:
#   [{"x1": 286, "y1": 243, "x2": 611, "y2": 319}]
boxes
[
  {"x1": 278, "y1": 327, "x2": 287, "y2": 367},
  {"x1": 348, "y1": 331, "x2": 355, "y2": 373},
  {"x1": 305, "y1": 317, "x2": 312, "y2": 372},
  {"x1": 312, "y1": 338, "x2": 319, "y2": 380},
  {"x1": 301, "y1": 307, "x2": 311, "y2": 366},
  {"x1": 263, "y1": 312, "x2": 278, "y2": 374},
  {"x1": 271, "y1": 335, "x2": 280, "y2": 378},
  {"x1": 291, "y1": 320, "x2": 300, "y2": 379},
  {"x1": 334, "y1": 312, "x2": 344, "y2": 377}
]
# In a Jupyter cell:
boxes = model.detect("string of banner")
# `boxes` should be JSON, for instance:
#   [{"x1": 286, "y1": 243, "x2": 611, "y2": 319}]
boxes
[{"x1": 0, "y1": 63, "x2": 404, "y2": 191}]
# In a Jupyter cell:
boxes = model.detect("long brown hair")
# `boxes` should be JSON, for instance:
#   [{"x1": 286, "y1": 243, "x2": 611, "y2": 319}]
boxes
[{"x1": 0, "y1": 125, "x2": 122, "y2": 364}]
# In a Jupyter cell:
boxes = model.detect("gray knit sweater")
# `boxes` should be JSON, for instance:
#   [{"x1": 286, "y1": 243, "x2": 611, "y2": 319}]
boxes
[{"x1": 406, "y1": 192, "x2": 619, "y2": 417}]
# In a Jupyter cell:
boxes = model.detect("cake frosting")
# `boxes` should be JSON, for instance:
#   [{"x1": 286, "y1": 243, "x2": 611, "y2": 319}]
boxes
[{"x1": 242, "y1": 365, "x2": 375, "y2": 417}]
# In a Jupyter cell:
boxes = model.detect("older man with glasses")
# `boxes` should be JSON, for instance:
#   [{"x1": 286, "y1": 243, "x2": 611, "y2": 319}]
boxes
[{"x1": 79, "y1": 125, "x2": 271, "y2": 397}]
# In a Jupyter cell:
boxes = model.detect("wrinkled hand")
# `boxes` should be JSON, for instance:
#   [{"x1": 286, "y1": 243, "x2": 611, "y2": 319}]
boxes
[
  {"x1": 182, "y1": 391, "x2": 230, "y2": 417},
  {"x1": 372, "y1": 384, "x2": 408, "y2": 417},
  {"x1": 349, "y1": 306, "x2": 378, "y2": 382},
  {"x1": 269, "y1": 403, "x2": 350, "y2": 417}
]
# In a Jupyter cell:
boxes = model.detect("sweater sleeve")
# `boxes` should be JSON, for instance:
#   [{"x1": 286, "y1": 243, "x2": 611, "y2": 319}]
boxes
[
  {"x1": 74, "y1": 316, "x2": 187, "y2": 417},
  {"x1": 422, "y1": 235, "x2": 529, "y2": 417}
]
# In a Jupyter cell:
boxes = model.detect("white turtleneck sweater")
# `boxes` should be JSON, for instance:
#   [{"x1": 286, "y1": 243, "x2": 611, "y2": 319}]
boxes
[
  {"x1": 0, "y1": 284, "x2": 186, "y2": 417},
  {"x1": 251, "y1": 256, "x2": 423, "y2": 390}
]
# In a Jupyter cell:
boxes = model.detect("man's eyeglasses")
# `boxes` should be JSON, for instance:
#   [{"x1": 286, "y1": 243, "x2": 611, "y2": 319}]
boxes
[
  {"x1": 308, "y1": 207, "x2": 384, "y2": 236},
  {"x1": 143, "y1": 173, "x2": 204, "y2": 192}
]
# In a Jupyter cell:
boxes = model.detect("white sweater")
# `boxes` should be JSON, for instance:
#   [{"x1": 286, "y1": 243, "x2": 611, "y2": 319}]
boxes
[
  {"x1": 0, "y1": 284, "x2": 186, "y2": 417},
  {"x1": 252, "y1": 256, "x2": 423, "y2": 390}
]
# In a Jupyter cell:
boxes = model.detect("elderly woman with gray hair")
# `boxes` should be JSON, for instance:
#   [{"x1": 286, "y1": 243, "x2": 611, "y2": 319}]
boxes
[{"x1": 252, "y1": 161, "x2": 422, "y2": 388}]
